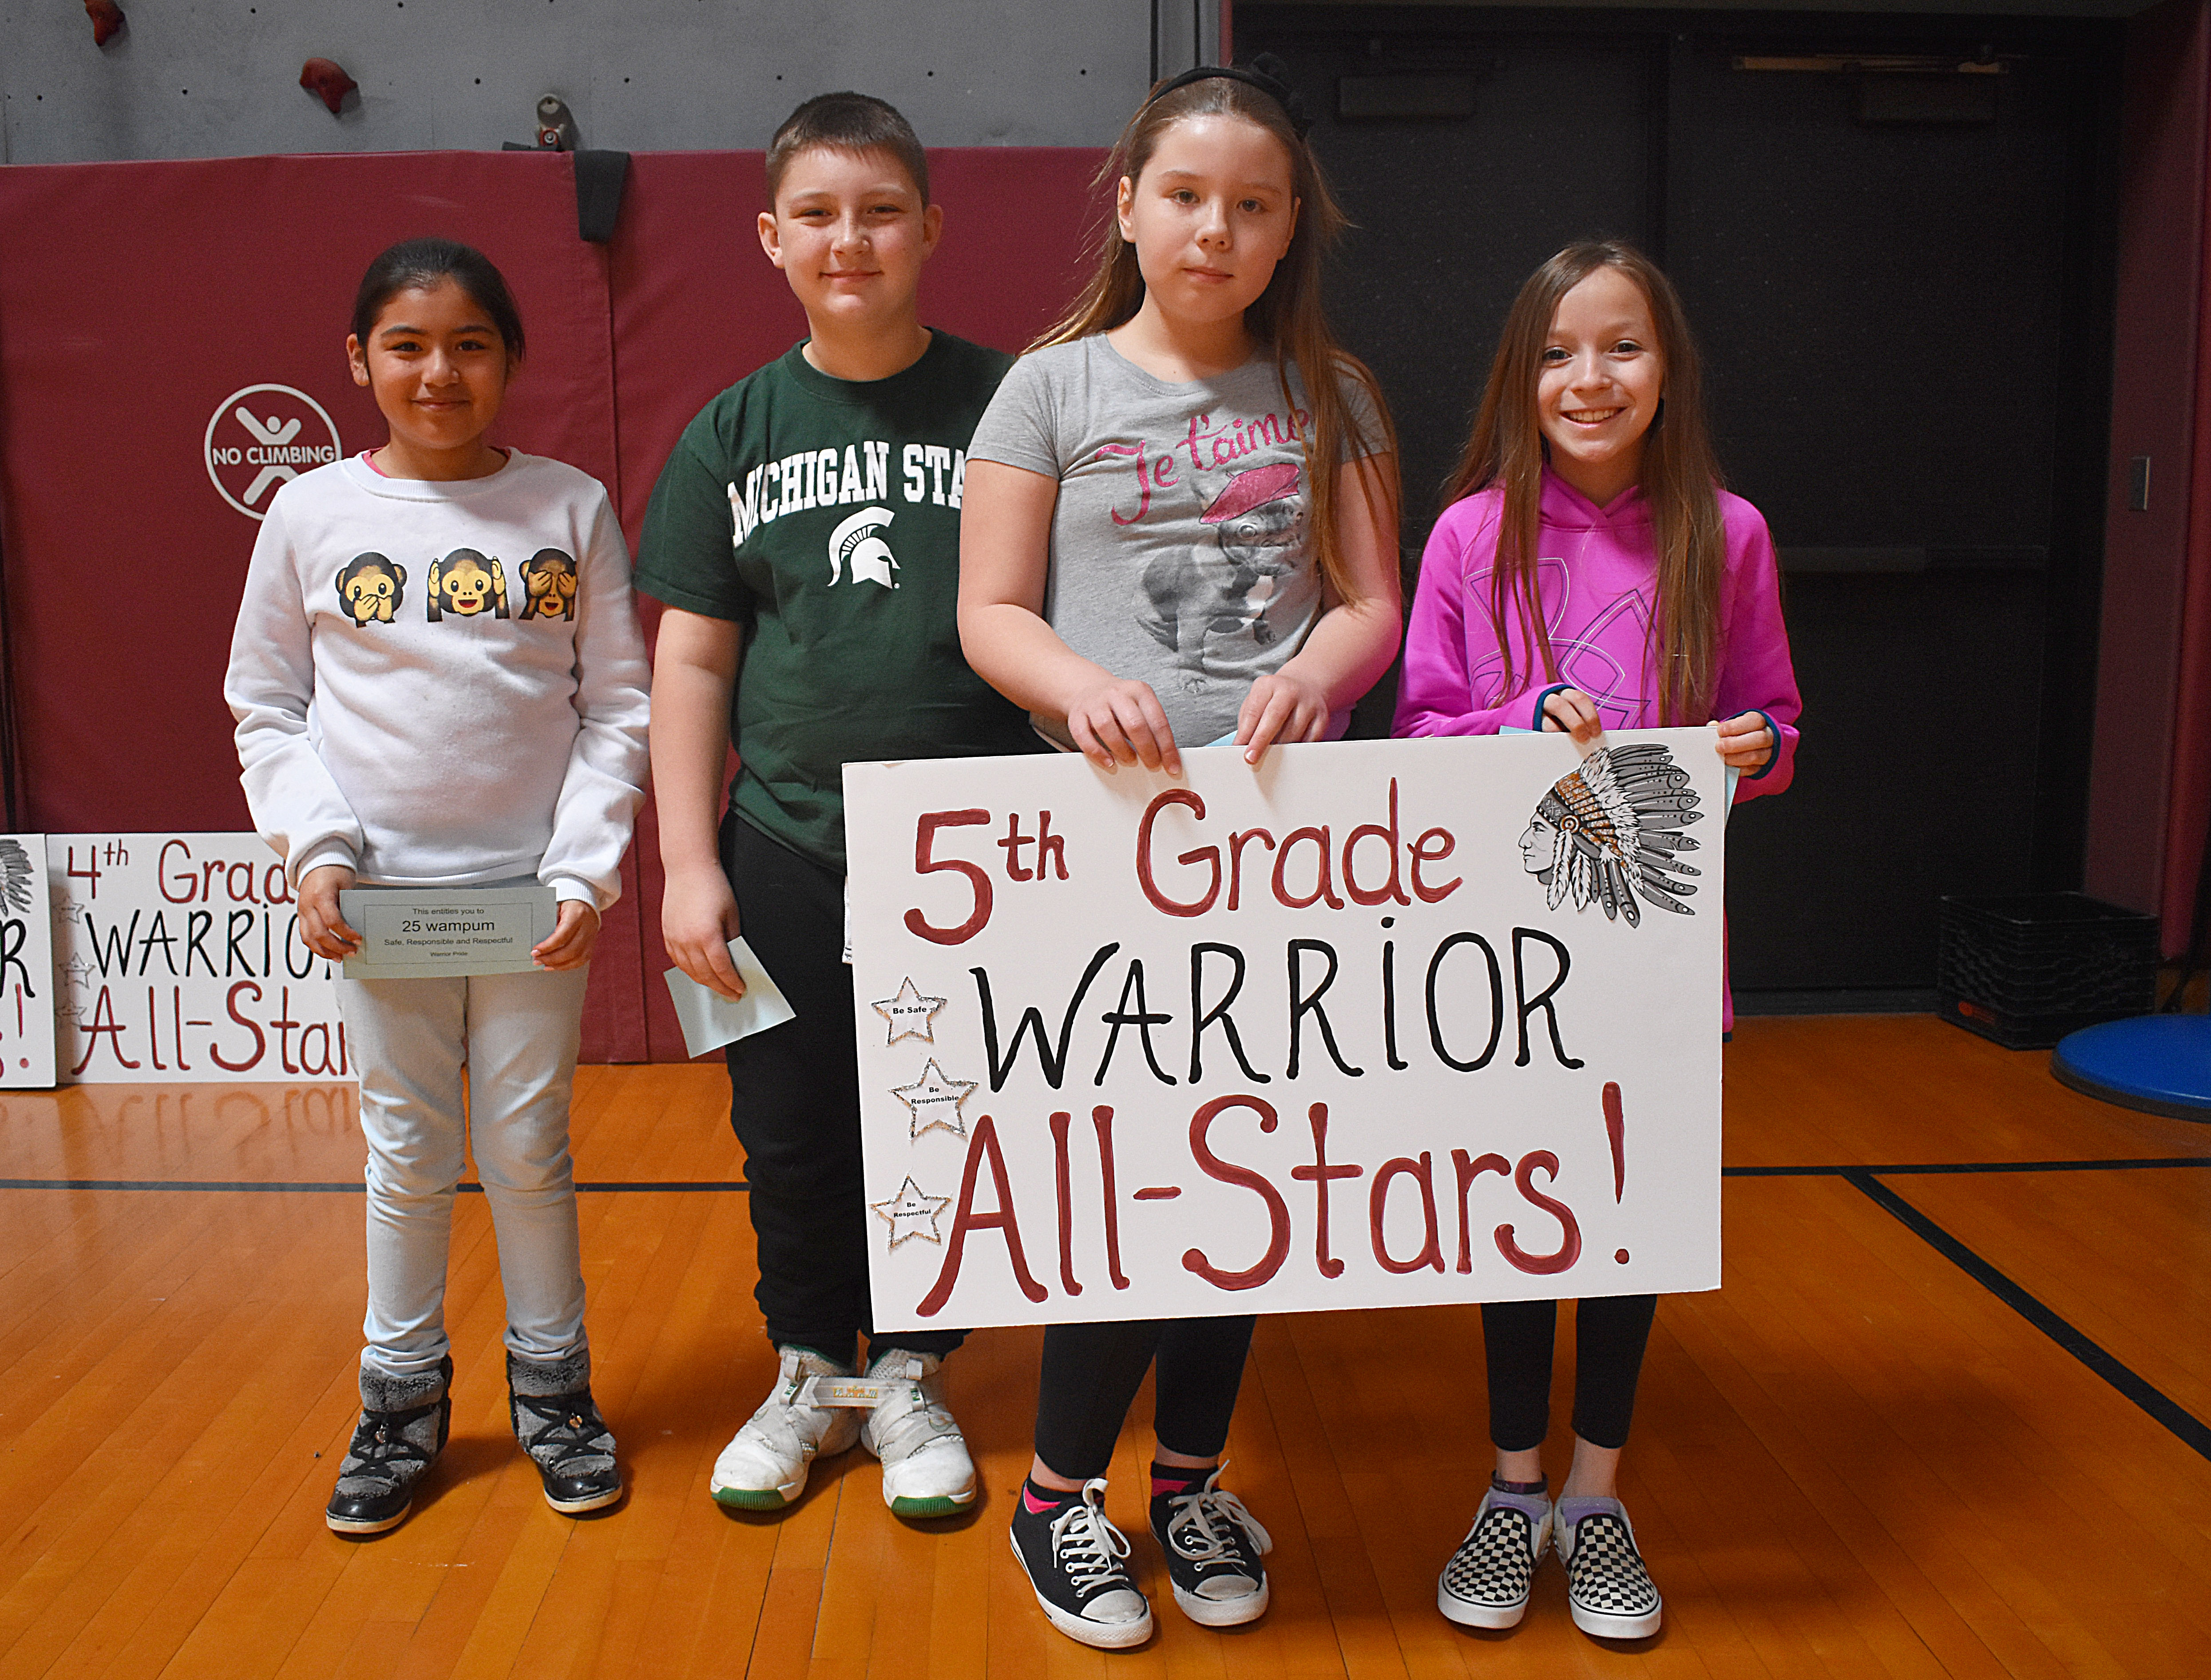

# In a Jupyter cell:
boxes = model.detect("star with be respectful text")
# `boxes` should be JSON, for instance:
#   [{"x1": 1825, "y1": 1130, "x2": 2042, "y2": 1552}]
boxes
[
  {"x1": 872, "y1": 976, "x2": 947, "y2": 1046},
  {"x1": 891, "y1": 1059, "x2": 979, "y2": 1141},
  {"x1": 871, "y1": 1177, "x2": 953, "y2": 1248}
]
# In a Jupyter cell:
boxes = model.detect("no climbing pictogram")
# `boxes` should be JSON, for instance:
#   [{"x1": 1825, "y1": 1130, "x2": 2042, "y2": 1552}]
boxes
[{"x1": 205, "y1": 384, "x2": 343, "y2": 520}]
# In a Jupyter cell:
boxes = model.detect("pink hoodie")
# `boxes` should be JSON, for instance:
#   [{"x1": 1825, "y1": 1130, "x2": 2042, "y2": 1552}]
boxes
[{"x1": 1395, "y1": 469, "x2": 1803, "y2": 1026}]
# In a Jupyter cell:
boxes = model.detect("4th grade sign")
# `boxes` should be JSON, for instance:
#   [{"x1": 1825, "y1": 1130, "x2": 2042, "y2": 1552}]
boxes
[
  {"x1": 845, "y1": 729, "x2": 1728, "y2": 1333},
  {"x1": 51, "y1": 834, "x2": 348, "y2": 1083}
]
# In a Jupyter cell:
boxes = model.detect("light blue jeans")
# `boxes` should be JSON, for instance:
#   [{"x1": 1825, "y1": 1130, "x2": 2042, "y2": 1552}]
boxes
[{"x1": 338, "y1": 966, "x2": 591, "y2": 1379}]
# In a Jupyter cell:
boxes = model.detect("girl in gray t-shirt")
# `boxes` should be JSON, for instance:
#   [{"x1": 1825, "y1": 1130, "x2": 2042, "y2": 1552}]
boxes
[
  {"x1": 966, "y1": 334, "x2": 1387, "y2": 749},
  {"x1": 958, "y1": 57, "x2": 1401, "y2": 1652}
]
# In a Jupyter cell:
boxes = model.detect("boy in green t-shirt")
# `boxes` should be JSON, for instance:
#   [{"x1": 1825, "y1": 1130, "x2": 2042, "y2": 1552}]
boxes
[{"x1": 634, "y1": 93, "x2": 1032, "y2": 1519}]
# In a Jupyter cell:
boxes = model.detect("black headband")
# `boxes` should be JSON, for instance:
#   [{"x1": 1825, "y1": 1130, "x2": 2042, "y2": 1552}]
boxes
[{"x1": 1145, "y1": 54, "x2": 1312, "y2": 140}]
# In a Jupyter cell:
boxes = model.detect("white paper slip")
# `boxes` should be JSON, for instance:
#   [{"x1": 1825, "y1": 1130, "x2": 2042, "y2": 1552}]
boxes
[
  {"x1": 340, "y1": 884, "x2": 558, "y2": 979},
  {"x1": 662, "y1": 937, "x2": 797, "y2": 1058}
]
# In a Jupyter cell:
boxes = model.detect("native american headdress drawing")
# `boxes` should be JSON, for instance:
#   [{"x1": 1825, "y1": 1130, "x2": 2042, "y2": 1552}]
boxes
[
  {"x1": 1521, "y1": 743, "x2": 1702, "y2": 927},
  {"x1": 0, "y1": 840, "x2": 32, "y2": 914}
]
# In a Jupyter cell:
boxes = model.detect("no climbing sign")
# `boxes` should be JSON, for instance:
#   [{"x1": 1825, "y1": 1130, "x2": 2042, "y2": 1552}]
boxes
[{"x1": 845, "y1": 731, "x2": 1728, "y2": 1330}]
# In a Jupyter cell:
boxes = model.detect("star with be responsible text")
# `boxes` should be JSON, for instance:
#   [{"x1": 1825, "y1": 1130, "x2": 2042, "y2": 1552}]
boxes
[
  {"x1": 891, "y1": 1059, "x2": 979, "y2": 1141},
  {"x1": 871, "y1": 1177, "x2": 953, "y2": 1248},
  {"x1": 872, "y1": 976, "x2": 947, "y2": 1046}
]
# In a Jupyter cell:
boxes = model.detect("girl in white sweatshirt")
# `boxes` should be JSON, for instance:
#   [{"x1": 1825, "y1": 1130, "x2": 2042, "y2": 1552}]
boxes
[{"x1": 225, "y1": 239, "x2": 650, "y2": 1535}]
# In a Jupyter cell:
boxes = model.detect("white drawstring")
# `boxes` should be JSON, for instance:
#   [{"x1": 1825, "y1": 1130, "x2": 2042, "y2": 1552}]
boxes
[
  {"x1": 1053, "y1": 1479, "x2": 1136, "y2": 1586},
  {"x1": 1164, "y1": 1465, "x2": 1273, "y2": 1561}
]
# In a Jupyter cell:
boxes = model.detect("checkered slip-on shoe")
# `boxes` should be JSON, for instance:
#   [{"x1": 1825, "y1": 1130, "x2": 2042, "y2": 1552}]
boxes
[
  {"x1": 1555, "y1": 1497, "x2": 1662, "y2": 1639},
  {"x1": 1436, "y1": 1485, "x2": 1553, "y2": 1628}
]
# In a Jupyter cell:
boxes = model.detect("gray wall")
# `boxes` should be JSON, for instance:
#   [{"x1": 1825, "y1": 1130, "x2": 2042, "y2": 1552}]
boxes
[{"x1": 0, "y1": 0, "x2": 1226, "y2": 164}]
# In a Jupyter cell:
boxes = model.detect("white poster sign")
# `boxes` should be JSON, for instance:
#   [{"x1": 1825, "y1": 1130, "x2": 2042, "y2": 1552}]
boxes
[
  {"x1": 846, "y1": 730, "x2": 1726, "y2": 1332},
  {"x1": 50, "y1": 834, "x2": 351, "y2": 1083},
  {"x1": 0, "y1": 836, "x2": 57, "y2": 1088}
]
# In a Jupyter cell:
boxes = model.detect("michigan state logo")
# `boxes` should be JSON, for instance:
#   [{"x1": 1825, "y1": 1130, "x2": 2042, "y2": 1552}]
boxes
[{"x1": 828, "y1": 505, "x2": 898, "y2": 589}]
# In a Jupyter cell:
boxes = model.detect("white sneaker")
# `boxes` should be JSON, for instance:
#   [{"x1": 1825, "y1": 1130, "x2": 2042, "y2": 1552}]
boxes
[
  {"x1": 858, "y1": 1350, "x2": 977, "y2": 1518},
  {"x1": 709, "y1": 1347, "x2": 861, "y2": 1510}
]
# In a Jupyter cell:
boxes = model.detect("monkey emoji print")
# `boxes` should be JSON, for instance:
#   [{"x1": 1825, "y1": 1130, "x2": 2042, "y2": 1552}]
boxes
[
  {"x1": 518, "y1": 549, "x2": 579, "y2": 621},
  {"x1": 425, "y1": 549, "x2": 509, "y2": 622},
  {"x1": 335, "y1": 553, "x2": 407, "y2": 626}
]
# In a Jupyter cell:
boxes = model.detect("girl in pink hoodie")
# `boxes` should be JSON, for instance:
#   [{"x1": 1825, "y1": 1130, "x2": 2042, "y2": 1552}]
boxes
[{"x1": 1395, "y1": 241, "x2": 1800, "y2": 1643}]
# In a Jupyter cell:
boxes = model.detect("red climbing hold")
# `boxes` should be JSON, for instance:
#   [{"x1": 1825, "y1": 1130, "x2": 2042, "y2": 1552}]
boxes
[
  {"x1": 85, "y1": 0, "x2": 125, "y2": 47},
  {"x1": 300, "y1": 58, "x2": 359, "y2": 115}
]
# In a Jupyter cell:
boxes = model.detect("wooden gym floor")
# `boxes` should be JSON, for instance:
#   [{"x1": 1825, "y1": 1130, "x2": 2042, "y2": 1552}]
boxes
[{"x1": 1, "y1": 1014, "x2": 2207, "y2": 1679}]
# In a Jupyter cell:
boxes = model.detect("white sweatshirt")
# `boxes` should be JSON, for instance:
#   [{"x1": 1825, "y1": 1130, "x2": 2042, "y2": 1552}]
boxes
[{"x1": 226, "y1": 452, "x2": 651, "y2": 911}]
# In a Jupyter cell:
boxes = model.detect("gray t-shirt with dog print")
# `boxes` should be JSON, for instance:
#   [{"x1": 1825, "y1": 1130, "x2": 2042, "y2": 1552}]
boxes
[{"x1": 967, "y1": 336, "x2": 1383, "y2": 747}]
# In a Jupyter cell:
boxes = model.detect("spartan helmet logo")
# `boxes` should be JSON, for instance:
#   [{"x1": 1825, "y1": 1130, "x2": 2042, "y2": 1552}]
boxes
[
  {"x1": 828, "y1": 505, "x2": 899, "y2": 589},
  {"x1": 1518, "y1": 743, "x2": 1704, "y2": 927}
]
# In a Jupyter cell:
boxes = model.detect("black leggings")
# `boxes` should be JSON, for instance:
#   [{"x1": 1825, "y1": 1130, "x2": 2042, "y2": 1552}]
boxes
[
  {"x1": 1032, "y1": 1315, "x2": 1256, "y2": 1482},
  {"x1": 1482, "y1": 1295, "x2": 1656, "y2": 1453}
]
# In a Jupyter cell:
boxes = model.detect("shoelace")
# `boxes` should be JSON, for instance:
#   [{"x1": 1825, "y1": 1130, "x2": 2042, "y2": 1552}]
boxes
[
  {"x1": 344, "y1": 1399, "x2": 440, "y2": 1481},
  {"x1": 1165, "y1": 1482, "x2": 1272, "y2": 1565},
  {"x1": 1051, "y1": 1494, "x2": 1136, "y2": 1593},
  {"x1": 513, "y1": 1392, "x2": 609, "y2": 1470}
]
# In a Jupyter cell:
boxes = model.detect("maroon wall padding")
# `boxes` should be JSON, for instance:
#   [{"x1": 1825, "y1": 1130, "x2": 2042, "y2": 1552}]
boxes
[
  {"x1": 0, "y1": 146, "x2": 1106, "y2": 1060},
  {"x1": 2090, "y1": 0, "x2": 2210, "y2": 951},
  {"x1": 603, "y1": 147, "x2": 1105, "y2": 1059},
  {"x1": 2172, "y1": 139, "x2": 2211, "y2": 950}
]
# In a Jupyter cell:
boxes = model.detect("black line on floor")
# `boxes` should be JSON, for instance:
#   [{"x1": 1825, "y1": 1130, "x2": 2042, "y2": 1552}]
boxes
[
  {"x1": 1725, "y1": 1157, "x2": 2211, "y2": 1177},
  {"x1": 8, "y1": 1161, "x2": 2208, "y2": 1457},
  {"x1": 9, "y1": 1157, "x2": 2207, "y2": 1195},
  {"x1": 1844, "y1": 1169, "x2": 2211, "y2": 1463},
  {"x1": 0, "y1": 1178, "x2": 748, "y2": 1193}
]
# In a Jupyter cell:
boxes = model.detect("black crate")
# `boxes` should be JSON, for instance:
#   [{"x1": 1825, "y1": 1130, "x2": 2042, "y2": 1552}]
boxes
[{"x1": 1937, "y1": 892, "x2": 2160, "y2": 1050}]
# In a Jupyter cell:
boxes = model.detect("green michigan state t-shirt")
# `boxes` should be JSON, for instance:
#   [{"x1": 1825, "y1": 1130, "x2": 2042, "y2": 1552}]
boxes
[{"x1": 634, "y1": 331, "x2": 1035, "y2": 872}]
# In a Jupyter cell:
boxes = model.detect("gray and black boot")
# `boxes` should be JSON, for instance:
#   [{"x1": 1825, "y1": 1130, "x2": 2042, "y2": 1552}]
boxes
[
  {"x1": 507, "y1": 1348, "x2": 622, "y2": 1515},
  {"x1": 325, "y1": 1356, "x2": 452, "y2": 1535}
]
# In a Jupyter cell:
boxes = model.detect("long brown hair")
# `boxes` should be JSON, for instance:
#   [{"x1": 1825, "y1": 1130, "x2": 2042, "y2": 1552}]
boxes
[
  {"x1": 1442, "y1": 241, "x2": 1725, "y2": 725},
  {"x1": 1034, "y1": 71, "x2": 1398, "y2": 603}
]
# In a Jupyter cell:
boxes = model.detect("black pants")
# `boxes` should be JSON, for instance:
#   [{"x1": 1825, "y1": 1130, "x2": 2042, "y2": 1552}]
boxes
[
  {"x1": 1482, "y1": 1295, "x2": 1657, "y2": 1453},
  {"x1": 721, "y1": 816, "x2": 962, "y2": 1370},
  {"x1": 1032, "y1": 1315, "x2": 1256, "y2": 1482}
]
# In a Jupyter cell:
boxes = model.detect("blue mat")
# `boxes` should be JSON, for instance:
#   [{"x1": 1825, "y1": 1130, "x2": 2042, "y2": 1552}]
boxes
[{"x1": 2052, "y1": 1015, "x2": 2211, "y2": 1121}]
